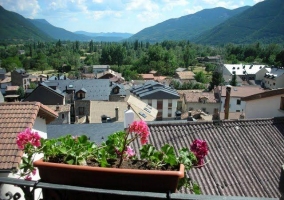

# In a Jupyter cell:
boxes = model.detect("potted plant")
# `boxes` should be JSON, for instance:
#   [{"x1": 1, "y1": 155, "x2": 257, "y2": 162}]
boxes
[{"x1": 16, "y1": 120, "x2": 208, "y2": 199}]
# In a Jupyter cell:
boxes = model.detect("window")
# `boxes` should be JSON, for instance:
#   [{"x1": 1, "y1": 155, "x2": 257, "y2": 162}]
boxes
[
  {"x1": 273, "y1": 83, "x2": 275, "y2": 86},
  {"x1": 236, "y1": 110, "x2": 240, "y2": 112},
  {"x1": 237, "y1": 99, "x2": 241, "y2": 105},
  {"x1": 280, "y1": 97, "x2": 284, "y2": 110},
  {"x1": 62, "y1": 114, "x2": 65, "y2": 119},
  {"x1": 202, "y1": 108, "x2": 206, "y2": 112},
  {"x1": 168, "y1": 99, "x2": 172, "y2": 108},
  {"x1": 148, "y1": 99, "x2": 152, "y2": 106},
  {"x1": 157, "y1": 100, "x2": 163, "y2": 109},
  {"x1": 168, "y1": 109, "x2": 172, "y2": 117},
  {"x1": 79, "y1": 107, "x2": 85, "y2": 115}
]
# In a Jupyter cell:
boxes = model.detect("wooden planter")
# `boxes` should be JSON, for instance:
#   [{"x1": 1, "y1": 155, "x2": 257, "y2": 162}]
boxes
[{"x1": 34, "y1": 159, "x2": 184, "y2": 200}]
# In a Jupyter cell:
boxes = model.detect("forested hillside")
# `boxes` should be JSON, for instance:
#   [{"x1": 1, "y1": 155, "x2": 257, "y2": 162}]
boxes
[
  {"x1": 128, "y1": 6, "x2": 250, "y2": 43},
  {"x1": 0, "y1": 6, "x2": 52, "y2": 42},
  {"x1": 194, "y1": 0, "x2": 284, "y2": 44}
]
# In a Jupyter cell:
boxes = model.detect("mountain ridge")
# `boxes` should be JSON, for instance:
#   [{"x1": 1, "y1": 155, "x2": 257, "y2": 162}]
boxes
[{"x1": 128, "y1": 6, "x2": 250, "y2": 42}]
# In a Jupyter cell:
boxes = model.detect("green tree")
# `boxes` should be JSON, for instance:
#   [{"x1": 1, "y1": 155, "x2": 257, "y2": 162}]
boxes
[
  {"x1": 195, "y1": 71, "x2": 207, "y2": 83},
  {"x1": 230, "y1": 74, "x2": 237, "y2": 86},
  {"x1": 17, "y1": 86, "x2": 25, "y2": 99},
  {"x1": 210, "y1": 71, "x2": 224, "y2": 90}
]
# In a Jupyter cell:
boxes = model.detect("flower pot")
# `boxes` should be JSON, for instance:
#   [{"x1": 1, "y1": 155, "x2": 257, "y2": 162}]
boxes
[{"x1": 34, "y1": 159, "x2": 184, "y2": 200}]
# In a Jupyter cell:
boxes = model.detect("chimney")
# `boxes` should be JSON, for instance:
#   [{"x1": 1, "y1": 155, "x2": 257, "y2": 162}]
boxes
[
  {"x1": 115, "y1": 107, "x2": 119, "y2": 121},
  {"x1": 239, "y1": 109, "x2": 245, "y2": 119},
  {"x1": 56, "y1": 104, "x2": 60, "y2": 111},
  {"x1": 212, "y1": 108, "x2": 220, "y2": 121},
  {"x1": 224, "y1": 85, "x2": 232, "y2": 119},
  {"x1": 124, "y1": 109, "x2": 134, "y2": 129}
]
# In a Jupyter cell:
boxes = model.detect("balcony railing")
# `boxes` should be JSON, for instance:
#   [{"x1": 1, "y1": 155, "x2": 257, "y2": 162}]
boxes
[{"x1": 0, "y1": 177, "x2": 279, "y2": 200}]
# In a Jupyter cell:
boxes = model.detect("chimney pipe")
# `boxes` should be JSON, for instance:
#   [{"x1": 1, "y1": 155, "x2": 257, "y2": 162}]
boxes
[
  {"x1": 124, "y1": 109, "x2": 134, "y2": 129},
  {"x1": 224, "y1": 85, "x2": 232, "y2": 119},
  {"x1": 212, "y1": 108, "x2": 220, "y2": 121},
  {"x1": 115, "y1": 107, "x2": 119, "y2": 121}
]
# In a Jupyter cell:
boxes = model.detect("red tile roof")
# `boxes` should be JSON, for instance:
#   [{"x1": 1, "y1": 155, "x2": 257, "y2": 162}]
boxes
[
  {"x1": 140, "y1": 74, "x2": 155, "y2": 80},
  {"x1": 132, "y1": 118, "x2": 284, "y2": 198},
  {"x1": 0, "y1": 102, "x2": 58, "y2": 170},
  {"x1": 221, "y1": 86, "x2": 267, "y2": 97},
  {"x1": 242, "y1": 88, "x2": 284, "y2": 101},
  {"x1": 6, "y1": 86, "x2": 19, "y2": 91},
  {"x1": 178, "y1": 90, "x2": 218, "y2": 103}
]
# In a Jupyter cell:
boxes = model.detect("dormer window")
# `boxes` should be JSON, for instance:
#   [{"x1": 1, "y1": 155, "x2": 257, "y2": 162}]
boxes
[{"x1": 112, "y1": 86, "x2": 120, "y2": 94}]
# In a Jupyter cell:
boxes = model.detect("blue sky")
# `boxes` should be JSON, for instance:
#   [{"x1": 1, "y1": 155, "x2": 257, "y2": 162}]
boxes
[{"x1": 0, "y1": 0, "x2": 263, "y2": 34}]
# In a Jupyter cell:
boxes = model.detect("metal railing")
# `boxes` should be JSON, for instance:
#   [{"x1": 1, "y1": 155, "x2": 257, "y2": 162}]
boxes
[{"x1": 0, "y1": 177, "x2": 279, "y2": 200}]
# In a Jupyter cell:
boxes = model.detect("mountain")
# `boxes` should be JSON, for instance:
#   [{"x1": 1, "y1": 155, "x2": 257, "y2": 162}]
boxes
[
  {"x1": 128, "y1": 6, "x2": 250, "y2": 43},
  {"x1": 74, "y1": 31, "x2": 133, "y2": 39},
  {"x1": 193, "y1": 0, "x2": 284, "y2": 45},
  {"x1": 0, "y1": 6, "x2": 52, "y2": 41},
  {"x1": 28, "y1": 19, "x2": 93, "y2": 41}
]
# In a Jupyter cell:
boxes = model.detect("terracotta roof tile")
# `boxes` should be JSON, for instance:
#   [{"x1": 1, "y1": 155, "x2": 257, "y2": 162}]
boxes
[
  {"x1": 140, "y1": 74, "x2": 155, "y2": 79},
  {"x1": 221, "y1": 86, "x2": 267, "y2": 97},
  {"x1": 131, "y1": 118, "x2": 284, "y2": 198},
  {"x1": 178, "y1": 90, "x2": 218, "y2": 103},
  {"x1": 6, "y1": 86, "x2": 19, "y2": 91},
  {"x1": 0, "y1": 102, "x2": 58, "y2": 170}
]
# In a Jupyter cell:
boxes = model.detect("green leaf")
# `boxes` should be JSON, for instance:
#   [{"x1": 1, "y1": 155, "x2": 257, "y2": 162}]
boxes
[{"x1": 192, "y1": 183, "x2": 202, "y2": 195}]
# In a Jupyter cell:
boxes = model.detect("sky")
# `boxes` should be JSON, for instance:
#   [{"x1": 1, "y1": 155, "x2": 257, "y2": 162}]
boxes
[{"x1": 0, "y1": 0, "x2": 264, "y2": 34}]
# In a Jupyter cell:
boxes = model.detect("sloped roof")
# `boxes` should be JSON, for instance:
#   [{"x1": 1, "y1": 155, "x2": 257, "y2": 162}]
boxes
[
  {"x1": 44, "y1": 79, "x2": 111, "y2": 101},
  {"x1": 140, "y1": 74, "x2": 155, "y2": 79},
  {"x1": 221, "y1": 86, "x2": 267, "y2": 97},
  {"x1": 90, "y1": 101, "x2": 141, "y2": 123},
  {"x1": 6, "y1": 86, "x2": 19, "y2": 91},
  {"x1": 126, "y1": 95, "x2": 158, "y2": 121},
  {"x1": 224, "y1": 64, "x2": 266, "y2": 75},
  {"x1": 0, "y1": 102, "x2": 58, "y2": 170},
  {"x1": 242, "y1": 88, "x2": 284, "y2": 101},
  {"x1": 178, "y1": 90, "x2": 219, "y2": 103},
  {"x1": 130, "y1": 80, "x2": 179, "y2": 99},
  {"x1": 131, "y1": 118, "x2": 284, "y2": 198},
  {"x1": 0, "y1": 92, "x2": 4, "y2": 103}
]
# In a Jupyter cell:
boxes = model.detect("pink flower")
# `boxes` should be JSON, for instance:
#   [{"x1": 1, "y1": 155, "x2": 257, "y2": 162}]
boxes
[
  {"x1": 190, "y1": 139, "x2": 208, "y2": 167},
  {"x1": 125, "y1": 146, "x2": 135, "y2": 158},
  {"x1": 129, "y1": 120, "x2": 150, "y2": 145},
  {"x1": 24, "y1": 175, "x2": 32, "y2": 181},
  {"x1": 32, "y1": 169, "x2": 37, "y2": 176},
  {"x1": 16, "y1": 128, "x2": 41, "y2": 149}
]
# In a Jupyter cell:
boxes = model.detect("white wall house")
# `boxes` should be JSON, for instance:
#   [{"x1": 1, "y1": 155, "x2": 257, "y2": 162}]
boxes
[
  {"x1": 258, "y1": 68, "x2": 284, "y2": 89},
  {"x1": 130, "y1": 81, "x2": 180, "y2": 120},
  {"x1": 0, "y1": 102, "x2": 58, "y2": 200},
  {"x1": 178, "y1": 90, "x2": 221, "y2": 114},
  {"x1": 220, "y1": 86, "x2": 266, "y2": 113},
  {"x1": 241, "y1": 89, "x2": 284, "y2": 119},
  {"x1": 223, "y1": 64, "x2": 266, "y2": 80}
]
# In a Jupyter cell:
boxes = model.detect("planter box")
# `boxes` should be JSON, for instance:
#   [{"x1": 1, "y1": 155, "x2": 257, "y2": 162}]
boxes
[{"x1": 34, "y1": 159, "x2": 184, "y2": 199}]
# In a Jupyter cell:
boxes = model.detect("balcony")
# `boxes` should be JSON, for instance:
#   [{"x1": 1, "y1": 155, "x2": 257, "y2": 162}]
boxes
[{"x1": 0, "y1": 177, "x2": 278, "y2": 200}]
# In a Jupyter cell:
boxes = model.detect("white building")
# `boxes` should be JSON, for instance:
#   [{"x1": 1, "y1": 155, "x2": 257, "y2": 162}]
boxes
[
  {"x1": 256, "y1": 67, "x2": 284, "y2": 89},
  {"x1": 223, "y1": 64, "x2": 266, "y2": 81},
  {"x1": 242, "y1": 88, "x2": 284, "y2": 118},
  {"x1": 220, "y1": 85, "x2": 266, "y2": 113},
  {"x1": 130, "y1": 81, "x2": 180, "y2": 120}
]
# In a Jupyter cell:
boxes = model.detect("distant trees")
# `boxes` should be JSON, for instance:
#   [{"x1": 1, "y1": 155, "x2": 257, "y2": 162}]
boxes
[{"x1": 230, "y1": 74, "x2": 237, "y2": 86}]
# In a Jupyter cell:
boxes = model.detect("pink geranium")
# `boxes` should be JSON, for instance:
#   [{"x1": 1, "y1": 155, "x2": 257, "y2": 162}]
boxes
[
  {"x1": 129, "y1": 120, "x2": 150, "y2": 145},
  {"x1": 190, "y1": 139, "x2": 208, "y2": 168},
  {"x1": 125, "y1": 146, "x2": 135, "y2": 158},
  {"x1": 16, "y1": 128, "x2": 41, "y2": 149}
]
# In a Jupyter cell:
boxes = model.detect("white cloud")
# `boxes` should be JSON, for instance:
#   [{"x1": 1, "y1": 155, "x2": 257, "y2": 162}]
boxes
[
  {"x1": 184, "y1": 6, "x2": 203, "y2": 14},
  {"x1": 162, "y1": 0, "x2": 189, "y2": 11},
  {"x1": 90, "y1": 10, "x2": 122, "y2": 20},
  {"x1": 137, "y1": 11, "x2": 161, "y2": 22},
  {"x1": 253, "y1": 0, "x2": 264, "y2": 3},
  {"x1": 126, "y1": 0, "x2": 159, "y2": 12}
]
